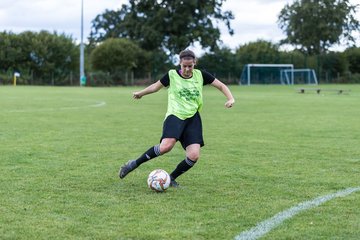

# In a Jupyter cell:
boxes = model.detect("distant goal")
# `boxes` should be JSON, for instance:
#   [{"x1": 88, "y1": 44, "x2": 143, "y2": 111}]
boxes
[
  {"x1": 240, "y1": 64, "x2": 294, "y2": 85},
  {"x1": 281, "y1": 68, "x2": 318, "y2": 85}
]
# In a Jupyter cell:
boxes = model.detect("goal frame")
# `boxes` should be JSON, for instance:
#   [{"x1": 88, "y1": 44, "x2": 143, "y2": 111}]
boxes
[
  {"x1": 281, "y1": 68, "x2": 318, "y2": 85},
  {"x1": 240, "y1": 64, "x2": 294, "y2": 85}
]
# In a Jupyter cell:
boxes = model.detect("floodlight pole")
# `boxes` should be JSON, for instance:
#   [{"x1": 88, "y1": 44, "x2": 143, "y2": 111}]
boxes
[{"x1": 80, "y1": 0, "x2": 85, "y2": 86}]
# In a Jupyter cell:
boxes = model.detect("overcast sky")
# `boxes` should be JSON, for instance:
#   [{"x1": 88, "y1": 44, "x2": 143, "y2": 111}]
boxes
[{"x1": 1, "y1": 0, "x2": 359, "y2": 54}]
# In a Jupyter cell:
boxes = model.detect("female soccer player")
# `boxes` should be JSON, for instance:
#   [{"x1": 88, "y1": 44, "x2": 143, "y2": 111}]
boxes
[{"x1": 119, "y1": 49, "x2": 235, "y2": 187}]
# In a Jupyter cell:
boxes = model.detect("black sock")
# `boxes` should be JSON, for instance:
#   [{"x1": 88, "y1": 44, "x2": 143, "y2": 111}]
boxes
[
  {"x1": 135, "y1": 144, "x2": 161, "y2": 166},
  {"x1": 170, "y1": 157, "x2": 196, "y2": 180}
]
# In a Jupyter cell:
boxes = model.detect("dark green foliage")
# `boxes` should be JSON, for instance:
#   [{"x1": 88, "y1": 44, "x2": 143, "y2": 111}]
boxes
[
  {"x1": 89, "y1": 0, "x2": 234, "y2": 54},
  {"x1": 278, "y1": 0, "x2": 360, "y2": 55},
  {"x1": 90, "y1": 38, "x2": 148, "y2": 85},
  {"x1": 90, "y1": 38, "x2": 144, "y2": 72},
  {"x1": 235, "y1": 40, "x2": 281, "y2": 65},
  {"x1": 197, "y1": 47, "x2": 239, "y2": 83},
  {"x1": 320, "y1": 52, "x2": 348, "y2": 80},
  {"x1": 344, "y1": 47, "x2": 360, "y2": 73},
  {"x1": 0, "y1": 31, "x2": 78, "y2": 85}
]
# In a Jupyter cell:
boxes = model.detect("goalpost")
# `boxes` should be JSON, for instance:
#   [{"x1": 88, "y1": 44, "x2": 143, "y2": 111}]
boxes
[
  {"x1": 240, "y1": 64, "x2": 294, "y2": 85},
  {"x1": 281, "y1": 68, "x2": 318, "y2": 85}
]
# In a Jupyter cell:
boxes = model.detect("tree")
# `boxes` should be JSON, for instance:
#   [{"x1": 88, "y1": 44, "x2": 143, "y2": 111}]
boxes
[
  {"x1": 89, "y1": 0, "x2": 234, "y2": 55},
  {"x1": 344, "y1": 47, "x2": 360, "y2": 73},
  {"x1": 22, "y1": 31, "x2": 78, "y2": 84},
  {"x1": 0, "y1": 31, "x2": 22, "y2": 71},
  {"x1": 90, "y1": 38, "x2": 144, "y2": 72},
  {"x1": 278, "y1": 0, "x2": 360, "y2": 55},
  {"x1": 90, "y1": 38, "x2": 146, "y2": 84},
  {"x1": 0, "y1": 31, "x2": 78, "y2": 85},
  {"x1": 321, "y1": 51, "x2": 347, "y2": 80},
  {"x1": 235, "y1": 40, "x2": 281, "y2": 65},
  {"x1": 197, "y1": 47, "x2": 238, "y2": 83}
]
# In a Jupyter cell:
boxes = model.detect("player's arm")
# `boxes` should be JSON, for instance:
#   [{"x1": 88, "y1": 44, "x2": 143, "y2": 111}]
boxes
[
  {"x1": 211, "y1": 79, "x2": 235, "y2": 108},
  {"x1": 133, "y1": 80, "x2": 164, "y2": 99}
]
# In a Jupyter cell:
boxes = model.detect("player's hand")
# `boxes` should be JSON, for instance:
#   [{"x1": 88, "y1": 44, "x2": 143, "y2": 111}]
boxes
[
  {"x1": 133, "y1": 92, "x2": 143, "y2": 99},
  {"x1": 225, "y1": 99, "x2": 235, "y2": 108}
]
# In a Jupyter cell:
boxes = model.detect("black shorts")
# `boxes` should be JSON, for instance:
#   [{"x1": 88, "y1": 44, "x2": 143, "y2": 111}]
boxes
[{"x1": 160, "y1": 112, "x2": 204, "y2": 149}]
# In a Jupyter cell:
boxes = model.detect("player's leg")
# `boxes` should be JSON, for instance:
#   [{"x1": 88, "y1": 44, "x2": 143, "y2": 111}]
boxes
[
  {"x1": 119, "y1": 144, "x2": 161, "y2": 179},
  {"x1": 133, "y1": 138, "x2": 176, "y2": 166},
  {"x1": 119, "y1": 138, "x2": 176, "y2": 179},
  {"x1": 119, "y1": 115, "x2": 183, "y2": 179},
  {"x1": 169, "y1": 112, "x2": 204, "y2": 187},
  {"x1": 169, "y1": 144, "x2": 200, "y2": 187},
  {"x1": 159, "y1": 138, "x2": 177, "y2": 154}
]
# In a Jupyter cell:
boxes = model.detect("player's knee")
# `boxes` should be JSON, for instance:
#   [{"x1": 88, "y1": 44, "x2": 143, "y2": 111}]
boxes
[
  {"x1": 187, "y1": 152, "x2": 200, "y2": 161},
  {"x1": 160, "y1": 139, "x2": 176, "y2": 154}
]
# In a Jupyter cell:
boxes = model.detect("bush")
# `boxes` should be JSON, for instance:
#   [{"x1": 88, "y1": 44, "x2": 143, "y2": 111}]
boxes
[
  {"x1": 88, "y1": 71, "x2": 113, "y2": 86},
  {"x1": 0, "y1": 71, "x2": 12, "y2": 85},
  {"x1": 349, "y1": 73, "x2": 360, "y2": 83}
]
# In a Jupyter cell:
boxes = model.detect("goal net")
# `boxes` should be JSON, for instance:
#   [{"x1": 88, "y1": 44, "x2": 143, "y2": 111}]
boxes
[
  {"x1": 281, "y1": 68, "x2": 318, "y2": 85},
  {"x1": 240, "y1": 64, "x2": 294, "y2": 85}
]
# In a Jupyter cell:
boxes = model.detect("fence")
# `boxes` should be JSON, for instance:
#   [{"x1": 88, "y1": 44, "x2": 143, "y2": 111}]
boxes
[{"x1": 1, "y1": 67, "x2": 360, "y2": 86}]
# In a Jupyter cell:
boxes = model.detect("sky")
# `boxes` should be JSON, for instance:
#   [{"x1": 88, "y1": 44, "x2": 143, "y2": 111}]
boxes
[{"x1": 1, "y1": 0, "x2": 359, "y2": 54}]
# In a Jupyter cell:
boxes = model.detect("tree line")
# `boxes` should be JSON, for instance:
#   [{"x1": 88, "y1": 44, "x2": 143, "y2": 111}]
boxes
[
  {"x1": 1, "y1": 0, "x2": 359, "y2": 85},
  {"x1": 0, "y1": 31, "x2": 78, "y2": 85}
]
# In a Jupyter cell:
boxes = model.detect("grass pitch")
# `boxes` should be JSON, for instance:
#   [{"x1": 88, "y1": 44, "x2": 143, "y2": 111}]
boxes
[{"x1": 0, "y1": 85, "x2": 359, "y2": 240}]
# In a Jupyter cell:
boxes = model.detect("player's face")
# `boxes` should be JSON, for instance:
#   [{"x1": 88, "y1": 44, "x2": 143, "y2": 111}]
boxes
[{"x1": 180, "y1": 58, "x2": 195, "y2": 77}]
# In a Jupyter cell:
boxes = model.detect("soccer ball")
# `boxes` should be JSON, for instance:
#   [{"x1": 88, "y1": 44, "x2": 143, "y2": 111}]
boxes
[{"x1": 147, "y1": 169, "x2": 171, "y2": 192}]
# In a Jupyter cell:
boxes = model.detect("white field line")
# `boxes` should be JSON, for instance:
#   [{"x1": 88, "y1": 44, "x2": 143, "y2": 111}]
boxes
[
  {"x1": 235, "y1": 186, "x2": 360, "y2": 240},
  {"x1": 6, "y1": 101, "x2": 106, "y2": 113}
]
